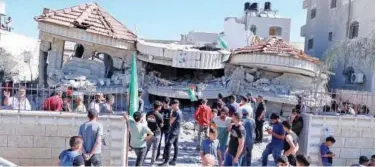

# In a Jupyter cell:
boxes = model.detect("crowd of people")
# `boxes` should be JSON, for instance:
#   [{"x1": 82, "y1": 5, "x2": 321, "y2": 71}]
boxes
[
  {"x1": 121, "y1": 92, "x2": 315, "y2": 167},
  {"x1": 1, "y1": 86, "x2": 145, "y2": 114},
  {"x1": 1, "y1": 86, "x2": 374, "y2": 167}
]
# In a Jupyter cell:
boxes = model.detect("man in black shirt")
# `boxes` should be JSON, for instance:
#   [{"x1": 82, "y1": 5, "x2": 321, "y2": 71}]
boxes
[
  {"x1": 211, "y1": 93, "x2": 225, "y2": 112},
  {"x1": 223, "y1": 112, "x2": 245, "y2": 166},
  {"x1": 255, "y1": 96, "x2": 266, "y2": 143},
  {"x1": 159, "y1": 99, "x2": 182, "y2": 166},
  {"x1": 157, "y1": 97, "x2": 171, "y2": 160},
  {"x1": 290, "y1": 109, "x2": 303, "y2": 137},
  {"x1": 145, "y1": 100, "x2": 164, "y2": 166}
]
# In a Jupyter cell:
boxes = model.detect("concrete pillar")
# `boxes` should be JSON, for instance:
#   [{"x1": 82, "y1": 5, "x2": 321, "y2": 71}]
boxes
[{"x1": 38, "y1": 40, "x2": 51, "y2": 86}]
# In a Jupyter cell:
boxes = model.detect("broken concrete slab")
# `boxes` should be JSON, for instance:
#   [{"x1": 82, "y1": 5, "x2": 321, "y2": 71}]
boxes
[{"x1": 245, "y1": 73, "x2": 255, "y2": 82}]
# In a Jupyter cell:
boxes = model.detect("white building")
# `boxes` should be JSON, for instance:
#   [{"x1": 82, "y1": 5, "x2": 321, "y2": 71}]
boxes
[
  {"x1": 223, "y1": 2, "x2": 291, "y2": 49},
  {"x1": 301, "y1": 0, "x2": 375, "y2": 92},
  {"x1": 301, "y1": 0, "x2": 375, "y2": 58},
  {"x1": 0, "y1": 0, "x2": 5, "y2": 16}
]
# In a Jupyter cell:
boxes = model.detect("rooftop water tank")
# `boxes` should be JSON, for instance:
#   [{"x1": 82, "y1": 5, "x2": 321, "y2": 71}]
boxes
[
  {"x1": 249, "y1": 3, "x2": 258, "y2": 11},
  {"x1": 264, "y1": 2, "x2": 272, "y2": 11},
  {"x1": 244, "y1": 2, "x2": 250, "y2": 11}
]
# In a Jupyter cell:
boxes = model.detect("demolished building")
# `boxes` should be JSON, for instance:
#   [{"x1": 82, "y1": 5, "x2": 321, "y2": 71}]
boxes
[
  {"x1": 137, "y1": 39, "x2": 232, "y2": 100},
  {"x1": 34, "y1": 3, "x2": 137, "y2": 93},
  {"x1": 229, "y1": 37, "x2": 331, "y2": 115},
  {"x1": 31, "y1": 3, "x2": 331, "y2": 114}
]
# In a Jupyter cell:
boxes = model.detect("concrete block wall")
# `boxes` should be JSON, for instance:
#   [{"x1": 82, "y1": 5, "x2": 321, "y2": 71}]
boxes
[
  {"x1": 300, "y1": 113, "x2": 375, "y2": 166},
  {"x1": 0, "y1": 110, "x2": 127, "y2": 166}
]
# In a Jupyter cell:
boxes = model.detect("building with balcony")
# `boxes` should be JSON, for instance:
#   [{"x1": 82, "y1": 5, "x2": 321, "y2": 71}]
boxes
[
  {"x1": 223, "y1": 1, "x2": 291, "y2": 49},
  {"x1": 301, "y1": 0, "x2": 375, "y2": 92},
  {"x1": 301, "y1": 0, "x2": 375, "y2": 58}
]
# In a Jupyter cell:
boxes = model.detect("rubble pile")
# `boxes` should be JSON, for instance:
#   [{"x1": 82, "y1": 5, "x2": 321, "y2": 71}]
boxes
[
  {"x1": 225, "y1": 66, "x2": 330, "y2": 105},
  {"x1": 145, "y1": 70, "x2": 227, "y2": 89},
  {"x1": 47, "y1": 57, "x2": 131, "y2": 89}
]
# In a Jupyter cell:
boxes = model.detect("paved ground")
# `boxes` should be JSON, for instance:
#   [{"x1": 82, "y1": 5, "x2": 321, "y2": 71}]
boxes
[{"x1": 128, "y1": 113, "x2": 276, "y2": 166}]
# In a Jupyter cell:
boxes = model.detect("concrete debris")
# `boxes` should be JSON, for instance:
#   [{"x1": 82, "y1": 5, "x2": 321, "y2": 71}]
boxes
[
  {"x1": 182, "y1": 122, "x2": 195, "y2": 131},
  {"x1": 245, "y1": 73, "x2": 255, "y2": 82},
  {"x1": 46, "y1": 58, "x2": 132, "y2": 89},
  {"x1": 228, "y1": 80, "x2": 241, "y2": 94},
  {"x1": 229, "y1": 66, "x2": 245, "y2": 81},
  {"x1": 62, "y1": 58, "x2": 105, "y2": 79},
  {"x1": 271, "y1": 73, "x2": 313, "y2": 89},
  {"x1": 255, "y1": 78, "x2": 270, "y2": 84}
]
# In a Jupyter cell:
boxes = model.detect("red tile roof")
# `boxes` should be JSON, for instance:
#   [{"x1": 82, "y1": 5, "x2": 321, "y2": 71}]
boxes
[
  {"x1": 233, "y1": 37, "x2": 320, "y2": 64},
  {"x1": 35, "y1": 3, "x2": 137, "y2": 41}
]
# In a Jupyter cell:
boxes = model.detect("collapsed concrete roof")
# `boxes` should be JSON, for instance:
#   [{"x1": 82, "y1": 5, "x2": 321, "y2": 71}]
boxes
[
  {"x1": 34, "y1": 3, "x2": 137, "y2": 41},
  {"x1": 233, "y1": 37, "x2": 320, "y2": 64}
]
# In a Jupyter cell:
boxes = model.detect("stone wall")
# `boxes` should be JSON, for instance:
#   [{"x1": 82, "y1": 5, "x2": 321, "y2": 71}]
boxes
[
  {"x1": 300, "y1": 113, "x2": 375, "y2": 166},
  {"x1": 0, "y1": 110, "x2": 127, "y2": 166}
]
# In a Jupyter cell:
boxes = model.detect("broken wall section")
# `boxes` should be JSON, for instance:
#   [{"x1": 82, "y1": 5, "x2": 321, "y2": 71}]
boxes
[
  {"x1": 43, "y1": 37, "x2": 137, "y2": 90},
  {"x1": 225, "y1": 64, "x2": 330, "y2": 106}
]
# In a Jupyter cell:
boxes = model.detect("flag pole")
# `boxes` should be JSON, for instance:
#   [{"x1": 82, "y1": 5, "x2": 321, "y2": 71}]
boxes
[{"x1": 125, "y1": 52, "x2": 138, "y2": 166}]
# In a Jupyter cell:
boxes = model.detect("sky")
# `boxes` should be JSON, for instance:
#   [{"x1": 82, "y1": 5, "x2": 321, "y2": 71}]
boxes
[{"x1": 4, "y1": 0, "x2": 306, "y2": 42}]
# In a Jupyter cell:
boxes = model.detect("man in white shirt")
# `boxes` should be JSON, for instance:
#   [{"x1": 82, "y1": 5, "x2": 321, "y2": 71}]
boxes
[
  {"x1": 238, "y1": 95, "x2": 253, "y2": 118},
  {"x1": 4, "y1": 86, "x2": 31, "y2": 110},
  {"x1": 212, "y1": 107, "x2": 232, "y2": 164}
]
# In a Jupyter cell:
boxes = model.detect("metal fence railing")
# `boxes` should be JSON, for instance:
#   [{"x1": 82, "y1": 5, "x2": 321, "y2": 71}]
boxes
[
  {"x1": 0, "y1": 82, "x2": 374, "y2": 116},
  {"x1": 305, "y1": 89, "x2": 375, "y2": 115},
  {"x1": 0, "y1": 83, "x2": 129, "y2": 114}
]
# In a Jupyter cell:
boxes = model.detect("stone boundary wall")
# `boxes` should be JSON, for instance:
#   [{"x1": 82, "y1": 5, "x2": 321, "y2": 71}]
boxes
[
  {"x1": 0, "y1": 110, "x2": 127, "y2": 166},
  {"x1": 300, "y1": 113, "x2": 375, "y2": 166}
]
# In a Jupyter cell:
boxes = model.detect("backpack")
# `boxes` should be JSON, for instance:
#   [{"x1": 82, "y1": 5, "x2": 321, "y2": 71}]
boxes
[{"x1": 59, "y1": 150, "x2": 80, "y2": 166}]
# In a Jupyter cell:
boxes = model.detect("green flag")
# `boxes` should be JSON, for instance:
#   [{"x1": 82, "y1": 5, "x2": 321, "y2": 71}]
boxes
[
  {"x1": 218, "y1": 35, "x2": 228, "y2": 49},
  {"x1": 187, "y1": 86, "x2": 196, "y2": 102},
  {"x1": 128, "y1": 52, "x2": 138, "y2": 116}
]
